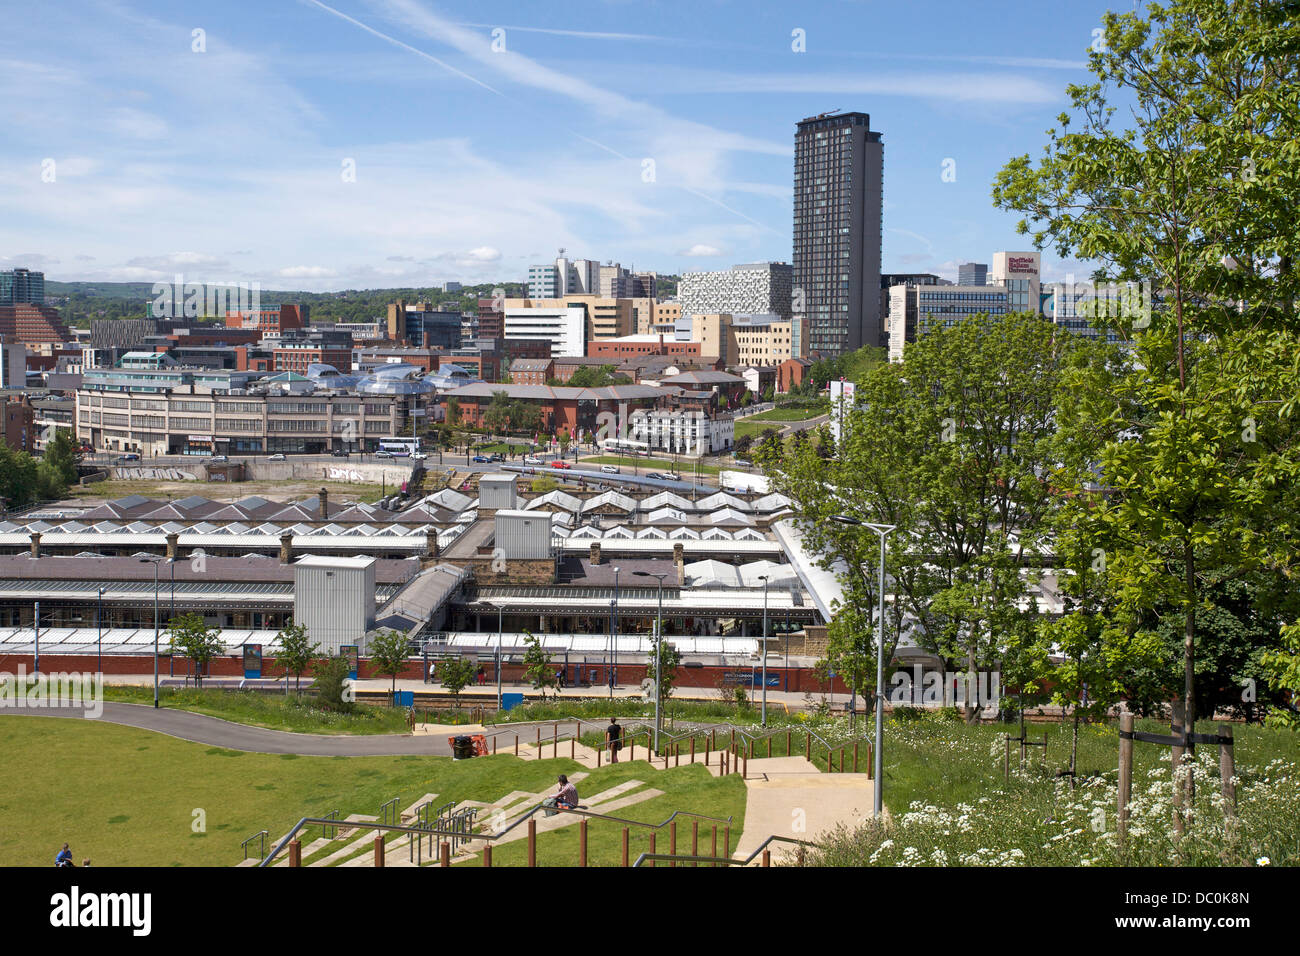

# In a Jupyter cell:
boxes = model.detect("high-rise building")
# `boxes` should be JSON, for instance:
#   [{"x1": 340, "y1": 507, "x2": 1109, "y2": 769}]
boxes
[
  {"x1": 679, "y1": 263, "x2": 793, "y2": 322},
  {"x1": 888, "y1": 285, "x2": 1009, "y2": 362},
  {"x1": 793, "y1": 111, "x2": 884, "y2": 357},
  {"x1": 958, "y1": 262, "x2": 988, "y2": 286},
  {"x1": 880, "y1": 274, "x2": 947, "y2": 350},
  {"x1": 0, "y1": 268, "x2": 45, "y2": 306},
  {"x1": 990, "y1": 251, "x2": 1040, "y2": 314}
]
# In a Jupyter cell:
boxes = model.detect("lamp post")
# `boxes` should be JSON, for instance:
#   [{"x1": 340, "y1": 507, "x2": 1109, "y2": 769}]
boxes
[
  {"x1": 758, "y1": 574, "x2": 770, "y2": 727},
  {"x1": 634, "y1": 570, "x2": 669, "y2": 751},
  {"x1": 139, "y1": 556, "x2": 162, "y2": 708},
  {"x1": 493, "y1": 602, "x2": 504, "y2": 711},
  {"x1": 832, "y1": 514, "x2": 895, "y2": 819},
  {"x1": 608, "y1": 566, "x2": 621, "y2": 698},
  {"x1": 97, "y1": 587, "x2": 105, "y2": 676}
]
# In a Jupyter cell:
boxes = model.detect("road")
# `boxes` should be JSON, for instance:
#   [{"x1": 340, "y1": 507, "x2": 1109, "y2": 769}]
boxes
[{"x1": 2, "y1": 701, "x2": 454, "y2": 755}]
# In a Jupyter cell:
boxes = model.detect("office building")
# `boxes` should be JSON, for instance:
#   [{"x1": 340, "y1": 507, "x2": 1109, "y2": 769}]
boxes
[
  {"x1": 888, "y1": 285, "x2": 1009, "y2": 362},
  {"x1": 0, "y1": 304, "x2": 74, "y2": 347},
  {"x1": 386, "y1": 301, "x2": 462, "y2": 349},
  {"x1": 0, "y1": 340, "x2": 25, "y2": 389},
  {"x1": 502, "y1": 306, "x2": 586, "y2": 358},
  {"x1": 958, "y1": 263, "x2": 988, "y2": 286},
  {"x1": 880, "y1": 274, "x2": 947, "y2": 349},
  {"x1": 793, "y1": 111, "x2": 884, "y2": 358},
  {"x1": 679, "y1": 263, "x2": 793, "y2": 323},
  {"x1": 991, "y1": 251, "x2": 1041, "y2": 314},
  {"x1": 224, "y1": 304, "x2": 309, "y2": 335},
  {"x1": 0, "y1": 268, "x2": 45, "y2": 306}
]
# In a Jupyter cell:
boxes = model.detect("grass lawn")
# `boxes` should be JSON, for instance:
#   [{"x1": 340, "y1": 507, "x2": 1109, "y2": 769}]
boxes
[
  {"x1": 0, "y1": 717, "x2": 745, "y2": 866},
  {"x1": 576, "y1": 456, "x2": 722, "y2": 476},
  {"x1": 94, "y1": 686, "x2": 412, "y2": 735}
]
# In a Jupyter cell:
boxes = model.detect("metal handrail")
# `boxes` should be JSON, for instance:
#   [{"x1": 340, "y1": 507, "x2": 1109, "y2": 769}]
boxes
[
  {"x1": 259, "y1": 801, "x2": 735, "y2": 867},
  {"x1": 241, "y1": 829, "x2": 268, "y2": 861},
  {"x1": 322, "y1": 809, "x2": 339, "y2": 840},
  {"x1": 379, "y1": 797, "x2": 400, "y2": 827},
  {"x1": 632, "y1": 834, "x2": 815, "y2": 868}
]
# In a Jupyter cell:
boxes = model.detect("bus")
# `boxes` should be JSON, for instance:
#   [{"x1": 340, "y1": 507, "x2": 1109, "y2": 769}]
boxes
[
  {"x1": 599, "y1": 437, "x2": 650, "y2": 456},
  {"x1": 377, "y1": 437, "x2": 421, "y2": 457}
]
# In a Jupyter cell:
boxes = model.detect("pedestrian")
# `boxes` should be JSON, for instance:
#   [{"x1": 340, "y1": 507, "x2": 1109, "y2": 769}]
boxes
[
  {"x1": 542, "y1": 774, "x2": 580, "y2": 816},
  {"x1": 55, "y1": 843, "x2": 73, "y2": 867},
  {"x1": 606, "y1": 716, "x2": 623, "y2": 764}
]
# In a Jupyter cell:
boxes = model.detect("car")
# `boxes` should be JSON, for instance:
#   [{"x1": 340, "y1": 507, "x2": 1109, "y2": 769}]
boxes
[
  {"x1": 412, "y1": 452, "x2": 428, "y2": 460},
  {"x1": 472, "y1": 455, "x2": 491, "y2": 463},
  {"x1": 207, "y1": 455, "x2": 229, "y2": 463},
  {"x1": 489, "y1": 453, "x2": 505, "y2": 462},
  {"x1": 114, "y1": 453, "x2": 140, "y2": 464},
  {"x1": 664, "y1": 472, "x2": 681, "y2": 481},
  {"x1": 523, "y1": 456, "x2": 543, "y2": 465},
  {"x1": 375, "y1": 450, "x2": 395, "y2": 459},
  {"x1": 601, "y1": 464, "x2": 621, "y2": 474},
  {"x1": 332, "y1": 449, "x2": 349, "y2": 458},
  {"x1": 550, "y1": 460, "x2": 571, "y2": 469},
  {"x1": 733, "y1": 459, "x2": 753, "y2": 468},
  {"x1": 267, "y1": 453, "x2": 286, "y2": 461}
]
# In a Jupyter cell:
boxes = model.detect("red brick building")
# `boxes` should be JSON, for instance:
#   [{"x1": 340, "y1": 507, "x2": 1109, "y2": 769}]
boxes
[
  {"x1": 508, "y1": 358, "x2": 554, "y2": 385},
  {"x1": 777, "y1": 357, "x2": 814, "y2": 393},
  {"x1": 224, "y1": 304, "x2": 308, "y2": 335},
  {"x1": 2, "y1": 394, "x2": 34, "y2": 452},
  {"x1": 440, "y1": 383, "x2": 661, "y2": 437},
  {"x1": 0, "y1": 304, "x2": 73, "y2": 347},
  {"x1": 586, "y1": 334, "x2": 701, "y2": 362}
]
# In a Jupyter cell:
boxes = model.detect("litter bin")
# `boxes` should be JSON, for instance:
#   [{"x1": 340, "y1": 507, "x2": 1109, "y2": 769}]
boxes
[{"x1": 452, "y1": 735, "x2": 475, "y2": 760}]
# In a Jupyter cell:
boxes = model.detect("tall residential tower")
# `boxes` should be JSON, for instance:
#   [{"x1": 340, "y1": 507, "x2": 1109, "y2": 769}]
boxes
[{"x1": 792, "y1": 112, "x2": 884, "y2": 357}]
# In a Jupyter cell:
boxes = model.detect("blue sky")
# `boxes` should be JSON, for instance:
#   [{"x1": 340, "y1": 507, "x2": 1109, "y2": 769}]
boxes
[{"x1": 0, "y1": 0, "x2": 1124, "y2": 291}]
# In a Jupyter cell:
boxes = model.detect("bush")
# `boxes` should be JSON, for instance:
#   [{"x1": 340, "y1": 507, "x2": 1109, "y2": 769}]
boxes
[{"x1": 311, "y1": 656, "x2": 354, "y2": 713}]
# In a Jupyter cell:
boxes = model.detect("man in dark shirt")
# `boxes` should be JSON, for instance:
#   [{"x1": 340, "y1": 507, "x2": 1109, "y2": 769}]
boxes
[{"x1": 606, "y1": 717, "x2": 622, "y2": 764}]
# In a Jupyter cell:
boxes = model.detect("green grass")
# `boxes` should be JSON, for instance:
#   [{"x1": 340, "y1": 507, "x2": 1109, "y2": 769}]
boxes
[
  {"x1": 577, "y1": 456, "x2": 722, "y2": 476},
  {"x1": 0, "y1": 717, "x2": 745, "y2": 866},
  {"x1": 95, "y1": 685, "x2": 411, "y2": 735}
]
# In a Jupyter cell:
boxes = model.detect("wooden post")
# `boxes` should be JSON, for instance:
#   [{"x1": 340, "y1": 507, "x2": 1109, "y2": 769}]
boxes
[
  {"x1": 742, "y1": 752, "x2": 747, "y2": 779},
  {"x1": 536, "y1": 727, "x2": 541, "y2": 750},
  {"x1": 648, "y1": 831, "x2": 656, "y2": 868},
  {"x1": 805, "y1": 732, "x2": 811, "y2": 761},
  {"x1": 724, "y1": 825, "x2": 730, "y2": 861},
  {"x1": 579, "y1": 820, "x2": 588, "y2": 867},
  {"x1": 288, "y1": 839, "x2": 301, "y2": 868},
  {"x1": 492, "y1": 736, "x2": 497, "y2": 755},
  {"x1": 853, "y1": 741, "x2": 859, "y2": 773},
  {"x1": 705, "y1": 737, "x2": 710, "y2": 765},
  {"x1": 515, "y1": 734, "x2": 519, "y2": 756},
  {"x1": 482, "y1": 844, "x2": 492, "y2": 867},
  {"x1": 571, "y1": 737, "x2": 575, "y2": 760},
  {"x1": 1003, "y1": 735, "x2": 1010, "y2": 781},
  {"x1": 723, "y1": 750, "x2": 729, "y2": 775},
  {"x1": 1171, "y1": 701, "x2": 1186, "y2": 840},
  {"x1": 373, "y1": 834, "x2": 385, "y2": 868},
  {"x1": 787, "y1": 730, "x2": 792, "y2": 756},
  {"x1": 711, "y1": 825, "x2": 717, "y2": 868},
  {"x1": 692, "y1": 820, "x2": 699, "y2": 867},
  {"x1": 528, "y1": 819, "x2": 537, "y2": 867},
  {"x1": 1117, "y1": 712, "x2": 1134, "y2": 844},
  {"x1": 597, "y1": 745, "x2": 602, "y2": 768},
  {"x1": 630, "y1": 737, "x2": 635, "y2": 762},
  {"x1": 691, "y1": 737, "x2": 696, "y2": 764},
  {"x1": 621, "y1": 827, "x2": 629, "y2": 867},
  {"x1": 669, "y1": 821, "x2": 677, "y2": 868},
  {"x1": 762, "y1": 849, "x2": 771, "y2": 867},
  {"x1": 675, "y1": 744, "x2": 680, "y2": 767},
  {"x1": 731, "y1": 729, "x2": 736, "y2": 751},
  {"x1": 440, "y1": 842, "x2": 450, "y2": 867},
  {"x1": 1218, "y1": 723, "x2": 1236, "y2": 814}
]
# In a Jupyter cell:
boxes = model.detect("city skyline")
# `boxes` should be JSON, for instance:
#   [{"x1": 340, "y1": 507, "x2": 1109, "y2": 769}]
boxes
[{"x1": 2, "y1": 0, "x2": 1116, "y2": 291}]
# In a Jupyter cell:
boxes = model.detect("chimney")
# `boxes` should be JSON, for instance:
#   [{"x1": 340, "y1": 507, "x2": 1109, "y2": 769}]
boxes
[
  {"x1": 165, "y1": 532, "x2": 179, "y2": 560},
  {"x1": 29, "y1": 531, "x2": 41, "y2": 560},
  {"x1": 279, "y1": 532, "x2": 293, "y2": 565},
  {"x1": 590, "y1": 541, "x2": 602, "y2": 565},
  {"x1": 673, "y1": 542, "x2": 685, "y2": 586},
  {"x1": 318, "y1": 487, "x2": 329, "y2": 520},
  {"x1": 426, "y1": 529, "x2": 440, "y2": 559}
]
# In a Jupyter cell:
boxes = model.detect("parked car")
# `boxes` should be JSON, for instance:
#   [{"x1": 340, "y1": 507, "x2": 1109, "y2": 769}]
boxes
[
  {"x1": 412, "y1": 452, "x2": 428, "y2": 460},
  {"x1": 664, "y1": 472, "x2": 681, "y2": 481},
  {"x1": 472, "y1": 455, "x2": 491, "y2": 463},
  {"x1": 114, "y1": 453, "x2": 140, "y2": 464},
  {"x1": 550, "y1": 460, "x2": 571, "y2": 469},
  {"x1": 266, "y1": 453, "x2": 287, "y2": 461},
  {"x1": 489, "y1": 453, "x2": 506, "y2": 462},
  {"x1": 375, "y1": 450, "x2": 394, "y2": 459},
  {"x1": 207, "y1": 455, "x2": 229, "y2": 463},
  {"x1": 331, "y1": 449, "x2": 349, "y2": 458},
  {"x1": 601, "y1": 464, "x2": 621, "y2": 474},
  {"x1": 523, "y1": 455, "x2": 543, "y2": 465}
]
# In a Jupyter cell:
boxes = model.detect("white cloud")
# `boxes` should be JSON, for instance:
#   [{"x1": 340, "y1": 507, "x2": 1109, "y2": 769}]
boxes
[
  {"x1": 278, "y1": 266, "x2": 338, "y2": 279},
  {"x1": 678, "y1": 244, "x2": 722, "y2": 257}
]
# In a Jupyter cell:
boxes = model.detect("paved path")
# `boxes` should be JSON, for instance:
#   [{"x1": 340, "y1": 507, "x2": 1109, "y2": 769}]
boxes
[
  {"x1": 733, "y1": 756, "x2": 876, "y2": 863},
  {"x1": 1, "y1": 702, "x2": 455, "y2": 756}
]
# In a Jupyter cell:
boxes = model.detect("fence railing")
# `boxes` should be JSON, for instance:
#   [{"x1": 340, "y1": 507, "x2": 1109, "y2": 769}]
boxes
[
  {"x1": 633, "y1": 834, "x2": 814, "y2": 867},
  {"x1": 241, "y1": 829, "x2": 268, "y2": 862}
]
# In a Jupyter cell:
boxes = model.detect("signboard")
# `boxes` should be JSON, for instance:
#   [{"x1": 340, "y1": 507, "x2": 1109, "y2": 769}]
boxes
[
  {"x1": 340, "y1": 644, "x2": 359, "y2": 680},
  {"x1": 242, "y1": 644, "x2": 262, "y2": 679},
  {"x1": 188, "y1": 434, "x2": 213, "y2": 442}
]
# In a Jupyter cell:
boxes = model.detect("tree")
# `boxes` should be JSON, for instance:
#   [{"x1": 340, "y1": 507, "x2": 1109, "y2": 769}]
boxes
[
  {"x1": 0, "y1": 439, "x2": 39, "y2": 509},
  {"x1": 311, "y1": 655, "x2": 354, "y2": 713},
  {"x1": 368, "y1": 628, "x2": 411, "y2": 702},
  {"x1": 275, "y1": 621, "x2": 319, "y2": 695},
  {"x1": 521, "y1": 632, "x2": 557, "y2": 699},
  {"x1": 438, "y1": 656, "x2": 477, "y2": 707},
  {"x1": 166, "y1": 612, "x2": 225, "y2": 689},
  {"x1": 992, "y1": 0, "x2": 1300, "y2": 734},
  {"x1": 649, "y1": 633, "x2": 681, "y2": 705},
  {"x1": 42, "y1": 429, "x2": 79, "y2": 488},
  {"x1": 445, "y1": 397, "x2": 460, "y2": 427},
  {"x1": 483, "y1": 391, "x2": 512, "y2": 434}
]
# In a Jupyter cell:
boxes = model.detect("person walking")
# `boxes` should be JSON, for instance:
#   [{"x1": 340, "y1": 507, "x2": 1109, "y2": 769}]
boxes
[{"x1": 606, "y1": 716, "x2": 623, "y2": 764}]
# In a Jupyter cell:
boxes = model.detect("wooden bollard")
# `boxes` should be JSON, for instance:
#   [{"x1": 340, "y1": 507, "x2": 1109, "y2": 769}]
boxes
[
  {"x1": 482, "y1": 844, "x2": 492, "y2": 867},
  {"x1": 742, "y1": 752, "x2": 747, "y2": 779},
  {"x1": 711, "y1": 825, "x2": 718, "y2": 867},
  {"x1": 571, "y1": 737, "x2": 575, "y2": 759},
  {"x1": 621, "y1": 828, "x2": 630, "y2": 867},
  {"x1": 674, "y1": 744, "x2": 680, "y2": 767},
  {"x1": 492, "y1": 737, "x2": 497, "y2": 755},
  {"x1": 731, "y1": 729, "x2": 736, "y2": 751},
  {"x1": 762, "y1": 849, "x2": 771, "y2": 867},
  {"x1": 1117, "y1": 712, "x2": 1134, "y2": 844},
  {"x1": 553, "y1": 722, "x2": 558, "y2": 749},
  {"x1": 630, "y1": 738, "x2": 635, "y2": 762},
  {"x1": 648, "y1": 831, "x2": 656, "y2": 868},
  {"x1": 1219, "y1": 723, "x2": 1236, "y2": 813},
  {"x1": 597, "y1": 745, "x2": 602, "y2": 768},
  {"x1": 787, "y1": 730, "x2": 792, "y2": 756},
  {"x1": 692, "y1": 820, "x2": 699, "y2": 867},
  {"x1": 440, "y1": 842, "x2": 450, "y2": 867},
  {"x1": 515, "y1": 735, "x2": 519, "y2": 756},
  {"x1": 288, "y1": 838, "x2": 301, "y2": 868},
  {"x1": 767, "y1": 736, "x2": 772, "y2": 758},
  {"x1": 710, "y1": 729, "x2": 716, "y2": 749},
  {"x1": 373, "y1": 834, "x2": 385, "y2": 868},
  {"x1": 723, "y1": 750, "x2": 729, "y2": 775},
  {"x1": 528, "y1": 819, "x2": 537, "y2": 867},
  {"x1": 579, "y1": 820, "x2": 588, "y2": 867},
  {"x1": 1171, "y1": 702, "x2": 1186, "y2": 840},
  {"x1": 724, "y1": 825, "x2": 730, "y2": 860},
  {"x1": 806, "y1": 732, "x2": 811, "y2": 761},
  {"x1": 691, "y1": 737, "x2": 696, "y2": 764},
  {"x1": 669, "y1": 821, "x2": 676, "y2": 868},
  {"x1": 536, "y1": 727, "x2": 541, "y2": 749},
  {"x1": 854, "y1": 741, "x2": 859, "y2": 773}
]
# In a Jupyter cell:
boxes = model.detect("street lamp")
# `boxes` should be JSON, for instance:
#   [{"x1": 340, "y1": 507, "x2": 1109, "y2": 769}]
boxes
[
  {"x1": 608, "y1": 566, "x2": 621, "y2": 698},
  {"x1": 96, "y1": 587, "x2": 105, "y2": 676},
  {"x1": 831, "y1": 514, "x2": 895, "y2": 819},
  {"x1": 758, "y1": 574, "x2": 770, "y2": 727},
  {"x1": 138, "y1": 556, "x2": 163, "y2": 708},
  {"x1": 634, "y1": 570, "x2": 669, "y2": 751}
]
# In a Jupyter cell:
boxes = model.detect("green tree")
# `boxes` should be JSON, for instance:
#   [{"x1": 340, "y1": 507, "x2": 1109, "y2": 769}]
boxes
[
  {"x1": 275, "y1": 621, "x2": 319, "y2": 695},
  {"x1": 649, "y1": 633, "x2": 681, "y2": 705},
  {"x1": 992, "y1": 0, "x2": 1300, "y2": 733},
  {"x1": 367, "y1": 628, "x2": 411, "y2": 702},
  {"x1": 311, "y1": 655, "x2": 354, "y2": 713},
  {"x1": 42, "y1": 429, "x2": 79, "y2": 488},
  {"x1": 483, "y1": 390, "x2": 512, "y2": 433},
  {"x1": 445, "y1": 397, "x2": 460, "y2": 427},
  {"x1": 166, "y1": 612, "x2": 225, "y2": 689},
  {"x1": 437, "y1": 656, "x2": 477, "y2": 707},
  {"x1": 521, "y1": 632, "x2": 557, "y2": 699}
]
